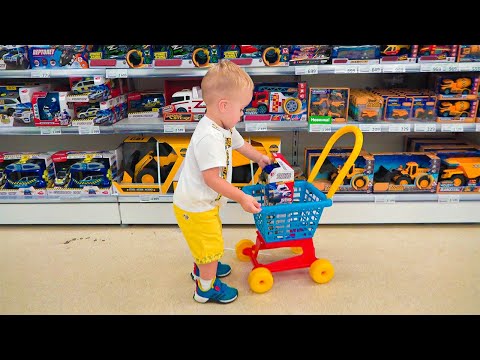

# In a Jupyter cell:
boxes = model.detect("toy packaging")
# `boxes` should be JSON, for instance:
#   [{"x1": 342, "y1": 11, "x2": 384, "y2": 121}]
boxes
[
  {"x1": 308, "y1": 87, "x2": 349, "y2": 123},
  {"x1": 457, "y1": 45, "x2": 480, "y2": 62},
  {"x1": 380, "y1": 45, "x2": 418, "y2": 63},
  {"x1": 219, "y1": 45, "x2": 289, "y2": 67},
  {"x1": 28, "y1": 45, "x2": 92, "y2": 69},
  {"x1": 289, "y1": 45, "x2": 332, "y2": 65},
  {"x1": 435, "y1": 150, "x2": 480, "y2": 193},
  {"x1": 0, "y1": 45, "x2": 30, "y2": 70},
  {"x1": 431, "y1": 74, "x2": 480, "y2": 100},
  {"x1": 128, "y1": 91, "x2": 165, "y2": 118},
  {"x1": 436, "y1": 99, "x2": 478, "y2": 122},
  {"x1": 243, "y1": 82, "x2": 307, "y2": 122},
  {"x1": 308, "y1": 150, "x2": 374, "y2": 193},
  {"x1": 417, "y1": 45, "x2": 458, "y2": 62},
  {"x1": 0, "y1": 152, "x2": 54, "y2": 197},
  {"x1": 162, "y1": 79, "x2": 204, "y2": 122},
  {"x1": 153, "y1": 45, "x2": 219, "y2": 68},
  {"x1": 331, "y1": 45, "x2": 380, "y2": 64},
  {"x1": 70, "y1": 94, "x2": 128, "y2": 126},
  {"x1": 373, "y1": 152, "x2": 440, "y2": 193},
  {"x1": 89, "y1": 45, "x2": 154, "y2": 68},
  {"x1": 349, "y1": 89, "x2": 384, "y2": 122},
  {"x1": 32, "y1": 91, "x2": 74, "y2": 126},
  {"x1": 258, "y1": 153, "x2": 294, "y2": 206},
  {"x1": 67, "y1": 76, "x2": 128, "y2": 103}
]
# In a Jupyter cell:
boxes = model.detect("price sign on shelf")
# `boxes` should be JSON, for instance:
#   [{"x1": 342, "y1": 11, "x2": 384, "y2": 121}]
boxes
[
  {"x1": 368, "y1": 65, "x2": 382, "y2": 73},
  {"x1": 476, "y1": 123, "x2": 480, "y2": 132},
  {"x1": 471, "y1": 65, "x2": 480, "y2": 72},
  {"x1": 388, "y1": 124, "x2": 411, "y2": 132},
  {"x1": 431, "y1": 64, "x2": 445, "y2": 72},
  {"x1": 414, "y1": 123, "x2": 437, "y2": 132},
  {"x1": 438, "y1": 195, "x2": 460, "y2": 204},
  {"x1": 445, "y1": 64, "x2": 460, "y2": 72},
  {"x1": 441, "y1": 124, "x2": 464, "y2": 132},
  {"x1": 245, "y1": 123, "x2": 268, "y2": 132},
  {"x1": 309, "y1": 124, "x2": 332, "y2": 133},
  {"x1": 106, "y1": 68, "x2": 128, "y2": 78},
  {"x1": 374, "y1": 195, "x2": 396, "y2": 204},
  {"x1": 359, "y1": 124, "x2": 382, "y2": 132},
  {"x1": 164, "y1": 124, "x2": 186, "y2": 133},
  {"x1": 78, "y1": 126, "x2": 101, "y2": 135},
  {"x1": 294, "y1": 65, "x2": 318, "y2": 75},
  {"x1": 139, "y1": 195, "x2": 162, "y2": 202},
  {"x1": 334, "y1": 65, "x2": 358, "y2": 74},
  {"x1": 31, "y1": 70, "x2": 51, "y2": 78},
  {"x1": 40, "y1": 127, "x2": 62, "y2": 135}
]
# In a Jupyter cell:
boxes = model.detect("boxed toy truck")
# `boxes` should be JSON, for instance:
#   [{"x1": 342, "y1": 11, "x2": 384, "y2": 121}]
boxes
[{"x1": 260, "y1": 153, "x2": 294, "y2": 206}]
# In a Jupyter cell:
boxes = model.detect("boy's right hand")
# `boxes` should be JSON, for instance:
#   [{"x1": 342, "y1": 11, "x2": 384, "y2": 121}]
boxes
[{"x1": 239, "y1": 194, "x2": 262, "y2": 214}]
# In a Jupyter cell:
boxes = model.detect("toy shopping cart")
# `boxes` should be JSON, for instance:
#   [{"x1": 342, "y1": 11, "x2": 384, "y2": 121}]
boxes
[{"x1": 236, "y1": 125, "x2": 363, "y2": 293}]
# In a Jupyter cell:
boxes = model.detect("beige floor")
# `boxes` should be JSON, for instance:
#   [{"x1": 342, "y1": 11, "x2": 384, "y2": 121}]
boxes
[{"x1": 1, "y1": 223, "x2": 479, "y2": 315}]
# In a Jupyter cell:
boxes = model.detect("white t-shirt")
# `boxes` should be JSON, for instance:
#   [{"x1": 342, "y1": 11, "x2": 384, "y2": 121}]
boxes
[{"x1": 173, "y1": 115, "x2": 245, "y2": 212}]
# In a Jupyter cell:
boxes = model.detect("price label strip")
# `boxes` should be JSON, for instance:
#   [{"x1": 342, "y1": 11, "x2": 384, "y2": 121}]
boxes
[
  {"x1": 78, "y1": 126, "x2": 101, "y2": 135},
  {"x1": 438, "y1": 195, "x2": 460, "y2": 204},
  {"x1": 374, "y1": 195, "x2": 396, "y2": 204},
  {"x1": 294, "y1": 65, "x2": 318, "y2": 75},
  {"x1": 164, "y1": 124, "x2": 185, "y2": 133},
  {"x1": 106, "y1": 69, "x2": 128, "y2": 78},
  {"x1": 441, "y1": 124, "x2": 464, "y2": 132},
  {"x1": 334, "y1": 65, "x2": 358, "y2": 74},
  {"x1": 245, "y1": 123, "x2": 268, "y2": 132},
  {"x1": 414, "y1": 123, "x2": 437, "y2": 132},
  {"x1": 476, "y1": 123, "x2": 480, "y2": 132},
  {"x1": 40, "y1": 127, "x2": 62, "y2": 135},
  {"x1": 359, "y1": 124, "x2": 382, "y2": 132},
  {"x1": 388, "y1": 124, "x2": 411, "y2": 132},
  {"x1": 309, "y1": 124, "x2": 332, "y2": 133},
  {"x1": 31, "y1": 70, "x2": 51, "y2": 78},
  {"x1": 139, "y1": 195, "x2": 162, "y2": 202},
  {"x1": 368, "y1": 65, "x2": 382, "y2": 73}
]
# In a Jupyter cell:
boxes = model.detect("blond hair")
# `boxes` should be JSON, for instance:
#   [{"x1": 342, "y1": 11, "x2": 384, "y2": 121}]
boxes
[{"x1": 201, "y1": 60, "x2": 254, "y2": 105}]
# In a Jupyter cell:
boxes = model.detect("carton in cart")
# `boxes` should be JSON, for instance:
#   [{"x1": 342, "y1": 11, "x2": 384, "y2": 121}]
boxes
[{"x1": 261, "y1": 153, "x2": 294, "y2": 206}]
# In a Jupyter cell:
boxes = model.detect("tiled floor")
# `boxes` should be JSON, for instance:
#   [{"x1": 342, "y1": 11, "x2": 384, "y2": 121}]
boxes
[{"x1": 1, "y1": 223, "x2": 479, "y2": 314}]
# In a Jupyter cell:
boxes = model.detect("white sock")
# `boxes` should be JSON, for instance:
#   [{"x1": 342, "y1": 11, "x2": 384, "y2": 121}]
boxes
[{"x1": 198, "y1": 278, "x2": 214, "y2": 291}]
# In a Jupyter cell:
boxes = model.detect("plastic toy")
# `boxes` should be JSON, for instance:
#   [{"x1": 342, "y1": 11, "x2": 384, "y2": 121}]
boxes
[
  {"x1": 439, "y1": 101, "x2": 470, "y2": 117},
  {"x1": 439, "y1": 157, "x2": 480, "y2": 186},
  {"x1": 236, "y1": 126, "x2": 363, "y2": 293},
  {"x1": 440, "y1": 78, "x2": 472, "y2": 95}
]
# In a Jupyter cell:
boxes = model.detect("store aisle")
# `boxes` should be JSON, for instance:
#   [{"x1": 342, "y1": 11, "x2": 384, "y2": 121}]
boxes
[{"x1": 1, "y1": 224, "x2": 479, "y2": 315}]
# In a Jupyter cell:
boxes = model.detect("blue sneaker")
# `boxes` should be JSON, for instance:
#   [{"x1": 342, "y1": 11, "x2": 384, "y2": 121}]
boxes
[
  {"x1": 191, "y1": 262, "x2": 231, "y2": 281},
  {"x1": 193, "y1": 278, "x2": 238, "y2": 304}
]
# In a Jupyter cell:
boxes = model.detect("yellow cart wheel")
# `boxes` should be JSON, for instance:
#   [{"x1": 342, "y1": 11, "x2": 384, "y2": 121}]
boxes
[
  {"x1": 309, "y1": 258, "x2": 335, "y2": 284},
  {"x1": 235, "y1": 239, "x2": 254, "y2": 262},
  {"x1": 291, "y1": 247, "x2": 303, "y2": 254},
  {"x1": 248, "y1": 267, "x2": 274, "y2": 294}
]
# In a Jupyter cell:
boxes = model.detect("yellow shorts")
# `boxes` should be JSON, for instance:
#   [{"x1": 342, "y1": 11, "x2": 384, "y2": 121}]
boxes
[{"x1": 173, "y1": 204, "x2": 224, "y2": 265}]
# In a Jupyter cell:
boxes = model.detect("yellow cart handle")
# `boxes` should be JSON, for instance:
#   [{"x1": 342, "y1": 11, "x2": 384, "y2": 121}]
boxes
[{"x1": 307, "y1": 125, "x2": 364, "y2": 199}]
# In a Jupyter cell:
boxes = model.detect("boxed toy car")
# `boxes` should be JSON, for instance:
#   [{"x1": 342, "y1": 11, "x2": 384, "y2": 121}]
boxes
[
  {"x1": 289, "y1": 45, "x2": 332, "y2": 65},
  {"x1": 417, "y1": 45, "x2": 458, "y2": 62},
  {"x1": 49, "y1": 150, "x2": 119, "y2": 197},
  {"x1": 128, "y1": 91, "x2": 165, "y2": 118},
  {"x1": 0, "y1": 45, "x2": 30, "y2": 70},
  {"x1": 308, "y1": 87, "x2": 349, "y2": 123},
  {"x1": 259, "y1": 153, "x2": 294, "y2": 206},
  {"x1": 380, "y1": 45, "x2": 418, "y2": 63},
  {"x1": 32, "y1": 91, "x2": 74, "y2": 126},
  {"x1": 70, "y1": 94, "x2": 128, "y2": 126},
  {"x1": 67, "y1": 76, "x2": 128, "y2": 103},
  {"x1": 243, "y1": 82, "x2": 307, "y2": 122},
  {"x1": 435, "y1": 149, "x2": 480, "y2": 193},
  {"x1": 28, "y1": 45, "x2": 92, "y2": 69},
  {"x1": 331, "y1": 45, "x2": 380, "y2": 64},
  {"x1": 153, "y1": 45, "x2": 219, "y2": 68},
  {"x1": 89, "y1": 45, "x2": 154, "y2": 68},
  {"x1": 436, "y1": 99, "x2": 478, "y2": 123},
  {"x1": 0, "y1": 152, "x2": 54, "y2": 197},
  {"x1": 307, "y1": 150, "x2": 374, "y2": 193},
  {"x1": 373, "y1": 152, "x2": 440, "y2": 193},
  {"x1": 162, "y1": 79, "x2": 204, "y2": 122},
  {"x1": 219, "y1": 45, "x2": 289, "y2": 67},
  {"x1": 431, "y1": 74, "x2": 480, "y2": 100},
  {"x1": 457, "y1": 45, "x2": 480, "y2": 62},
  {"x1": 349, "y1": 89, "x2": 384, "y2": 122}
]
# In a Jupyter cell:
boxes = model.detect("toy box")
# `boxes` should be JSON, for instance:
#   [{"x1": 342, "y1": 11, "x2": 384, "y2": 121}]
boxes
[
  {"x1": 380, "y1": 45, "x2": 418, "y2": 63},
  {"x1": 435, "y1": 149, "x2": 480, "y2": 193},
  {"x1": 457, "y1": 45, "x2": 480, "y2": 62},
  {"x1": 0, "y1": 45, "x2": 29, "y2": 70},
  {"x1": 0, "y1": 152, "x2": 53, "y2": 197},
  {"x1": 162, "y1": 79, "x2": 204, "y2": 122},
  {"x1": 153, "y1": 45, "x2": 219, "y2": 68},
  {"x1": 308, "y1": 87, "x2": 349, "y2": 123},
  {"x1": 409, "y1": 93, "x2": 437, "y2": 121},
  {"x1": 349, "y1": 89, "x2": 384, "y2": 122},
  {"x1": 383, "y1": 96, "x2": 413, "y2": 121},
  {"x1": 259, "y1": 153, "x2": 294, "y2": 206},
  {"x1": 417, "y1": 45, "x2": 458, "y2": 62},
  {"x1": 29, "y1": 45, "x2": 92, "y2": 69},
  {"x1": 289, "y1": 45, "x2": 332, "y2": 65},
  {"x1": 406, "y1": 137, "x2": 471, "y2": 152},
  {"x1": 418, "y1": 144, "x2": 480, "y2": 153},
  {"x1": 219, "y1": 45, "x2": 289, "y2": 67},
  {"x1": 128, "y1": 91, "x2": 165, "y2": 118},
  {"x1": 304, "y1": 147, "x2": 355, "y2": 175},
  {"x1": 436, "y1": 99, "x2": 478, "y2": 122},
  {"x1": 231, "y1": 137, "x2": 281, "y2": 189},
  {"x1": 67, "y1": 76, "x2": 128, "y2": 103},
  {"x1": 71, "y1": 94, "x2": 128, "y2": 126},
  {"x1": 331, "y1": 45, "x2": 381, "y2": 64},
  {"x1": 113, "y1": 135, "x2": 191, "y2": 195},
  {"x1": 432, "y1": 74, "x2": 480, "y2": 100},
  {"x1": 32, "y1": 91, "x2": 74, "y2": 126},
  {"x1": 308, "y1": 150, "x2": 374, "y2": 193},
  {"x1": 89, "y1": 45, "x2": 154, "y2": 68},
  {"x1": 243, "y1": 82, "x2": 307, "y2": 122},
  {"x1": 373, "y1": 152, "x2": 440, "y2": 193},
  {"x1": 0, "y1": 85, "x2": 50, "y2": 127}
]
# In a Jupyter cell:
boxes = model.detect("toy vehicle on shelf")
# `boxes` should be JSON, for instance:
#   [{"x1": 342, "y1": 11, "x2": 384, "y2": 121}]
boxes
[
  {"x1": 67, "y1": 161, "x2": 112, "y2": 188},
  {"x1": 77, "y1": 107, "x2": 99, "y2": 119},
  {"x1": 418, "y1": 45, "x2": 452, "y2": 57},
  {"x1": 391, "y1": 109, "x2": 410, "y2": 119},
  {"x1": 440, "y1": 78, "x2": 472, "y2": 95},
  {"x1": 3, "y1": 162, "x2": 48, "y2": 189},
  {"x1": 439, "y1": 157, "x2": 480, "y2": 186},
  {"x1": 0, "y1": 97, "x2": 21, "y2": 116},
  {"x1": 438, "y1": 101, "x2": 470, "y2": 117},
  {"x1": 329, "y1": 163, "x2": 368, "y2": 190},
  {"x1": 221, "y1": 45, "x2": 287, "y2": 66},
  {"x1": 374, "y1": 161, "x2": 434, "y2": 189},
  {"x1": 170, "y1": 86, "x2": 206, "y2": 114},
  {"x1": 2, "y1": 48, "x2": 28, "y2": 68},
  {"x1": 381, "y1": 45, "x2": 411, "y2": 56}
]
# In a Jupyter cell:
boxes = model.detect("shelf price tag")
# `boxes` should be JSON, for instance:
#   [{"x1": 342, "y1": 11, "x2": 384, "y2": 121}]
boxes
[
  {"x1": 309, "y1": 124, "x2": 332, "y2": 133},
  {"x1": 31, "y1": 70, "x2": 51, "y2": 78},
  {"x1": 441, "y1": 124, "x2": 464, "y2": 132},
  {"x1": 164, "y1": 124, "x2": 185, "y2": 133},
  {"x1": 106, "y1": 68, "x2": 128, "y2": 78},
  {"x1": 445, "y1": 64, "x2": 460, "y2": 72},
  {"x1": 359, "y1": 124, "x2": 382, "y2": 132},
  {"x1": 245, "y1": 123, "x2": 268, "y2": 132},
  {"x1": 388, "y1": 124, "x2": 411, "y2": 132},
  {"x1": 471, "y1": 65, "x2": 480, "y2": 72},
  {"x1": 78, "y1": 125, "x2": 101, "y2": 135},
  {"x1": 334, "y1": 65, "x2": 358, "y2": 74},
  {"x1": 368, "y1": 65, "x2": 382, "y2": 73},
  {"x1": 374, "y1": 195, "x2": 396, "y2": 204},
  {"x1": 139, "y1": 195, "x2": 162, "y2": 202},
  {"x1": 438, "y1": 195, "x2": 460, "y2": 204},
  {"x1": 40, "y1": 127, "x2": 62, "y2": 135},
  {"x1": 431, "y1": 64, "x2": 445, "y2": 72},
  {"x1": 414, "y1": 123, "x2": 437, "y2": 132},
  {"x1": 0, "y1": 62, "x2": 6, "y2": 70},
  {"x1": 476, "y1": 123, "x2": 480, "y2": 132},
  {"x1": 294, "y1": 65, "x2": 318, "y2": 75}
]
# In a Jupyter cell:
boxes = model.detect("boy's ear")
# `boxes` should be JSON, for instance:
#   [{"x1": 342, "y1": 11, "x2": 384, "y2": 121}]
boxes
[{"x1": 218, "y1": 99, "x2": 228, "y2": 112}]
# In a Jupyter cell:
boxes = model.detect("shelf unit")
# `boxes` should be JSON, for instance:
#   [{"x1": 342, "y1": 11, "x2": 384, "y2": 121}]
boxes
[{"x1": 1, "y1": 62, "x2": 479, "y2": 225}]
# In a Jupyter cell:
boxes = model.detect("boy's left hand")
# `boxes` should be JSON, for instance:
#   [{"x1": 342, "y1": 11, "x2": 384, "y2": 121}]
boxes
[{"x1": 257, "y1": 154, "x2": 271, "y2": 169}]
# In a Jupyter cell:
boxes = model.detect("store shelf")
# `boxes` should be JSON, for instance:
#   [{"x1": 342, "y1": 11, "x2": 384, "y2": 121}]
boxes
[{"x1": 0, "y1": 62, "x2": 479, "y2": 79}]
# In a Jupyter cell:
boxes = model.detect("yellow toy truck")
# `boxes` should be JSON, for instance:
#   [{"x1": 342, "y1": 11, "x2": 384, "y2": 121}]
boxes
[
  {"x1": 440, "y1": 78, "x2": 472, "y2": 95},
  {"x1": 439, "y1": 157, "x2": 480, "y2": 186},
  {"x1": 438, "y1": 101, "x2": 470, "y2": 117}
]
